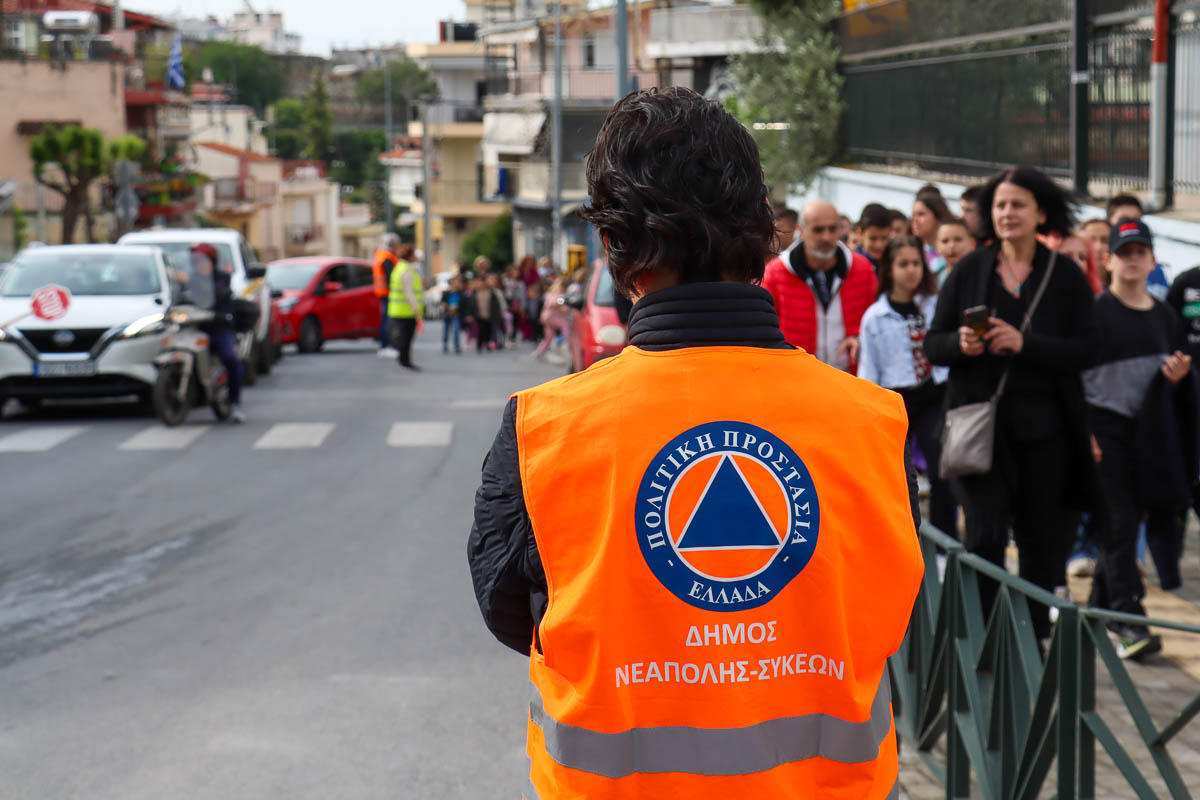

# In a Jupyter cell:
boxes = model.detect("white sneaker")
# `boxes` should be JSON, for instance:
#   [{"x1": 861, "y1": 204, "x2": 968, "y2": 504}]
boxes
[
  {"x1": 230, "y1": 404, "x2": 247, "y2": 424},
  {"x1": 377, "y1": 347, "x2": 398, "y2": 359}
]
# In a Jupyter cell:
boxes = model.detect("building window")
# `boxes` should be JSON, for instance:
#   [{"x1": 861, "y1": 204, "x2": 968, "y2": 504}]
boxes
[
  {"x1": 583, "y1": 35, "x2": 596, "y2": 69},
  {"x1": 5, "y1": 19, "x2": 26, "y2": 52}
]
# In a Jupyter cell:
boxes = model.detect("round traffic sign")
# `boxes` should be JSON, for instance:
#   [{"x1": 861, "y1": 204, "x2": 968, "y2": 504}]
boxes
[{"x1": 31, "y1": 284, "x2": 71, "y2": 321}]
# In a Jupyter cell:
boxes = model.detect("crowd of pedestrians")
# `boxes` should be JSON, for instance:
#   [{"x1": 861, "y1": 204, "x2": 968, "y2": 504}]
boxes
[
  {"x1": 370, "y1": 234, "x2": 575, "y2": 367},
  {"x1": 436, "y1": 254, "x2": 570, "y2": 360},
  {"x1": 767, "y1": 168, "x2": 1200, "y2": 661}
]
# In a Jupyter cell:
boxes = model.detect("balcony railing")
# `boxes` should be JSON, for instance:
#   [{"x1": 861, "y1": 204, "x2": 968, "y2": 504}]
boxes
[
  {"x1": 211, "y1": 177, "x2": 276, "y2": 206},
  {"x1": 423, "y1": 180, "x2": 484, "y2": 206},
  {"x1": 647, "y1": 4, "x2": 763, "y2": 57},
  {"x1": 285, "y1": 224, "x2": 325, "y2": 247},
  {"x1": 483, "y1": 161, "x2": 586, "y2": 204},
  {"x1": 503, "y1": 68, "x2": 659, "y2": 101}
]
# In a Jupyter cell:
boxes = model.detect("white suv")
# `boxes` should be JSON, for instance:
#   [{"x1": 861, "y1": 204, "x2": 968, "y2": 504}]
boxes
[
  {"x1": 0, "y1": 245, "x2": 174, "y2": 406},
  {"x1": 118, "y1": 228, "x2": 276, "y2": 383}
]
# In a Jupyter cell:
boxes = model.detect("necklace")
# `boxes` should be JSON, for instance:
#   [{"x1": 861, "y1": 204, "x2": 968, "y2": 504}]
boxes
[{"x1": 999, "y1": 254, "x2": 1030, "y2": 294}]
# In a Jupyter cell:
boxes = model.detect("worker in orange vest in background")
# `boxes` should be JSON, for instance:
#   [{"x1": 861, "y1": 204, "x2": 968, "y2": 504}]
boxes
[
  {"x1": 372, "y1": 233, "x2": 400, "y2": 358},
  {"x1": 468, "y1": 87, "x2": 924, "y2": 799}
]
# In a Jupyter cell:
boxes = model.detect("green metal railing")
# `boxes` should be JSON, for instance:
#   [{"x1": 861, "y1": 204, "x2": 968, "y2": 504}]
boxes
[{"x1": 892, "y1": 524, "x2": 1200, "y2": 799}]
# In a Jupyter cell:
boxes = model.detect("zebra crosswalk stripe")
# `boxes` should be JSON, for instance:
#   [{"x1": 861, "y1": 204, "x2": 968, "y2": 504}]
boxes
[
  {"x1": 119, "y1": 425, "x2": 212, "y2": 451},
  {"x1": 387, "y1": 422, "x2": 454, "y2": 447},
  {"x1": 0, "y1": 426, "x2": 88, "y2": 453},
  {"x1": 253, "y1": 423, "x2": 335, "y2": 449}
]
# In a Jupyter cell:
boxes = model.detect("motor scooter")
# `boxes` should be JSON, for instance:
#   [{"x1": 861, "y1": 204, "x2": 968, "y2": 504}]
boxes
[{"x1": 152, "y1": 304, "x2": 232, "y2": 426}]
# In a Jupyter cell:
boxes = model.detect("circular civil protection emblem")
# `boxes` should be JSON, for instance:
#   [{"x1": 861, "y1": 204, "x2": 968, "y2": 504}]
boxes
[{"x1": 635, "y1": 421, "x2": 820, "y2": 612}]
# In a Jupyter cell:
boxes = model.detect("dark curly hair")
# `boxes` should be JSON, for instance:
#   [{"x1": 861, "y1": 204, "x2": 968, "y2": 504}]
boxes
[
  {"x1": 976, "y1": 165, "x2": 1078, "y2": 241},
  {"x1": 578, "y1": 87, "x2": 774, "y2": 298}
]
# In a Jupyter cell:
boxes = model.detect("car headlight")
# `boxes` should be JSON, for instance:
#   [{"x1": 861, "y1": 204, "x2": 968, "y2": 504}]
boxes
[
  {"x1": 122, "y1": 313, "x2": 167, "y2": 338},
  {"x1": 276, "y1": 297, "x2": 299, "y2": 313},
  {"x1": 168, "y1": 309, "x2": 195, "y2": 325}
]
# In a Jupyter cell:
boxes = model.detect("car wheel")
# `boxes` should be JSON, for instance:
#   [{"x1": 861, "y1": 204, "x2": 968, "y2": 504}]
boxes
[
  {"x1": 298, "y1": 316, "x2": 323, "y2": 353},
  {"x1": 256, "y1": 335, "x2": 273, "y2": 376},
  {"x1": 242, "y1": 340, "x2": 259, "y2": 387}
]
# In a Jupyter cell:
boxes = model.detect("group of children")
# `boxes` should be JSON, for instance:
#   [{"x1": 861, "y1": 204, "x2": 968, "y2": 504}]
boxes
[
  {"x1": 780, "y1": 184, "x2": 1199, "y2": 661},
  {"x1": 437, "y1": 256, "x2": 571, "y2": 360}
]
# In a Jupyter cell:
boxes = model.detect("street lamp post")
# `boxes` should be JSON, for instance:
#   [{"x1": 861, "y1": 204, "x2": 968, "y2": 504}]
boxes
[
  {"x1": 384, "y1": 58, "x2": 394, "y2": 233},
  {"x1": 551, "y1": 1, "x2": 563, "y2": 269}
]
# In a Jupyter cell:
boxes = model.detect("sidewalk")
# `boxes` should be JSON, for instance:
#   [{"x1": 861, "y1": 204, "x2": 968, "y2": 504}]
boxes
[{"x1": 899, "y1": 515, "x2": 1200, "y2": 799}]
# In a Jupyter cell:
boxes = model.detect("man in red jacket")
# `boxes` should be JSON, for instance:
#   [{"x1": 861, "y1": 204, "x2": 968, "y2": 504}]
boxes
[{"x1": 763, "y1": 199, "x2": 878, "y2": 373}]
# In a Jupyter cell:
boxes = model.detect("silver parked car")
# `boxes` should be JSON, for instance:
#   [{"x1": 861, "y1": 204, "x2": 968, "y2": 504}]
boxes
[{"x1": 0, "y1": 244, "x2": 175, "y2": 408}]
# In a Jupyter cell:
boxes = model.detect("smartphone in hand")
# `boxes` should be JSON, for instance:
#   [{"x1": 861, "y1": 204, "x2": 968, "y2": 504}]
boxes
[{"x1": 963, "y1": 305, "x2": 989, "y2": 337}]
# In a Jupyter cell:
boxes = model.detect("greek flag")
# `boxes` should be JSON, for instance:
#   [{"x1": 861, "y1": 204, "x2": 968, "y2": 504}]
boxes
[{"x1": 167, "y1": 32, "x2": 185, "y2": 91}]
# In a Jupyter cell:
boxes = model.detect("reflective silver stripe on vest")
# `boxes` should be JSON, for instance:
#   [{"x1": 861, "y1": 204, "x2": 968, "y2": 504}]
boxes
[{"x1": 530, "y1": 668, "x2": 893, "y2": 778}]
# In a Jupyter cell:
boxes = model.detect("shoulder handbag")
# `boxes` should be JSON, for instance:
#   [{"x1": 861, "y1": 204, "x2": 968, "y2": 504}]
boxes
[{"x1": 939, "y1": 253, "x2": 1058, "y2": 479}]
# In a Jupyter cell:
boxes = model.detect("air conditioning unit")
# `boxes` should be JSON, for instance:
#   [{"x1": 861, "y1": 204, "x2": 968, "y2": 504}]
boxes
[{"x1": 42, "y1": 11, "x2": 99, "y2": 34}]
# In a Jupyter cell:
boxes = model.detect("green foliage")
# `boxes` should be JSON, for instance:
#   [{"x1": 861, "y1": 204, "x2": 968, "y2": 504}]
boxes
[
  {"x1": 729, "y1": 0, "x2": 844, "y2": 195},
  {"x1": 355, "y1": 58, "x2": 437, "y2": 123},
  {"x1": 301, "y1": 71, "x2": 334, "y2": 162},
  {"x1": 272, "y1": 98, "x2": 304, "y2": 129},
  {"x1": 459, "y1": 214, "x2": 513, "y2": 270},
  {"x1": 108, "y1": 134, "x2": 148, "y2": 164},
  {"x1": 12, "y1": 207, "x2": 29, "y2": 251},
  {"x1": 271, "y1": 129, "x2": 305, "y2": 160},
  {"x1": 184, "y1": 41, "x2": 284, "y2": 114},
  {"x1": 30, "y1": 125, "x2": 110, "y2": 243},
  {"x1": 331, "y1": 129, "x2": 387, "y2": 189}
]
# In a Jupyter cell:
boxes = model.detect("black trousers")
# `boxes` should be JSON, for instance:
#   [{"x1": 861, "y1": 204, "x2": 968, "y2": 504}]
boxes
[
  {"x1": 476, "y1": 319, "x2": 493, "y2": 352},
  {"x1": 903, "y1": 385, "x2": 958, "y2": 538},
  {"x1": 958, "y1": 429, "x2": 1073, "y2": 639},
  {"x1": 392, "y1": 317, "x2": 417, "y2": 366}
]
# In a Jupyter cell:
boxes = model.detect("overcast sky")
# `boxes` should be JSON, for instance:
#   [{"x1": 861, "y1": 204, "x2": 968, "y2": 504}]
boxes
[{"x1": 130, "y1": 0, "x2": 466, "y2": 56}]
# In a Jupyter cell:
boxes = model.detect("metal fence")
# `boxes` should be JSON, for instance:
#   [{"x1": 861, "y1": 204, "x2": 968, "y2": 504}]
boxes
[
  {"x1": 843, "y1": 43, "x2": 1072, "y2": 178},
  {"x1": 1176, "y1": 18, "x2": 1200, "y2": 195},
  {"x1": 839, "y1": 2, "x2": 1196, "y2": 198},
  {"x1": 894, "y1": 524, "x2": 1200, "y2": 798}
]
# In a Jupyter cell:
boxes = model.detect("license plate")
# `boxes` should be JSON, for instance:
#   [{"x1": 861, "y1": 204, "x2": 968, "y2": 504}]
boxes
[{"x1": 34, "y1": 360, "x2": 98, "y2": 377}]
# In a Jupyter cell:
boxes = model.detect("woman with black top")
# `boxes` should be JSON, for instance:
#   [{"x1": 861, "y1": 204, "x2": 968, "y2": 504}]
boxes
[{"x1": 926, "y1": 166, "x2": 1097, "y2": 639}]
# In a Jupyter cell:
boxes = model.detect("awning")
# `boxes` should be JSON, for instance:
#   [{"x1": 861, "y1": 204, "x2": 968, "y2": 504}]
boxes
[{"x1": 484, "y1": 111, "x2": 547, "y2": 156}]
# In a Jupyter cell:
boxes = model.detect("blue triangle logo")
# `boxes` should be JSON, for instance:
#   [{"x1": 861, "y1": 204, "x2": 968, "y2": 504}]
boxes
[{"x1": 677, "y1": 457, "x2": 780, "y2": 549}]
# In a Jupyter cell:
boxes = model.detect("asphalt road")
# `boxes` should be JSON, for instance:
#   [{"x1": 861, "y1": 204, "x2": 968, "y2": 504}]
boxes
[{"x1": 0, "y1": 335, "x2": 564, "y2": 799}]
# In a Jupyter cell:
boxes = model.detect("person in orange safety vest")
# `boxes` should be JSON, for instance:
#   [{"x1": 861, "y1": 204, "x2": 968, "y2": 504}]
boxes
[
  {"x1": 372, "y1": 233, "x2": 400, "y2": 356},
  {"x1": 468, "y1": 87, "x2": 924, "y2": 800}
]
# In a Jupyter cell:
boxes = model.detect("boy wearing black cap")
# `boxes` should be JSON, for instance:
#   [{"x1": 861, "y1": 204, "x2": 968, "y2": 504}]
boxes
[{"x1": 1082, "y1": 218, "x2": 1193, "y2": 660}]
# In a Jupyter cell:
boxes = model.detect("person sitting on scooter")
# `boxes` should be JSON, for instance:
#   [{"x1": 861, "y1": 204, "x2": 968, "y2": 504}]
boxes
[{"x1": 186, "y1": 243, "x2": 246, "y2": 423}]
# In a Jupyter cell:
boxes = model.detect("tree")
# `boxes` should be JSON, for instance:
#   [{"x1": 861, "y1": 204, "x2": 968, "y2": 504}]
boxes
[
  {"x1": 331, "y1": 129, "x2": 387, "y2": 188},
  {"x1": 301, "y1": 70, "x2": 333, "y2": 162},
  {"x1": 31, "y1": 126, "x2": 107, "y2": 243},
  {"x1": 272, "y1": 98, "x2": 304, "y2": 129},
  {"x1": 728, "y1": 0, "x2": 844, "y2": 194},
  {"x1": 184, "y1": 41, "x2": 284, "y2": 114},
  {"x1": 355, "y1": 58, "x2": 437, "y2": 125},
  {"x1": 460, "y1": 214, "x2": 513, "y2": 270}
]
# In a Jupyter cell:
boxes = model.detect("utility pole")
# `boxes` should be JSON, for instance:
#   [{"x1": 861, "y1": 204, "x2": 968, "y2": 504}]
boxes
[
  {"x1": 384, "y1": 58, "x2": 393, "y2": 233},
  {"x1": 615, "y1": 0, "x2": 628, "y2": 99},
  {"x1": 421, "y1": 100, "x2": 433, "y2": 282},
  {"x1": 551, "y1": 1, "x2": 563, "y2": 269},
  {"x1": 1070, "y1": 0, "x2": 1090, "y2": 197},
  {"x1": 1149, "y1": 0, "x2": 1171, "y2": 209}
]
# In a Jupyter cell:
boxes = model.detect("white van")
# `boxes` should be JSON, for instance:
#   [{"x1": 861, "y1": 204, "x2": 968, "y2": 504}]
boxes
[{"x1": 118, "y1": 228, "x2": 277, "y2": 382}]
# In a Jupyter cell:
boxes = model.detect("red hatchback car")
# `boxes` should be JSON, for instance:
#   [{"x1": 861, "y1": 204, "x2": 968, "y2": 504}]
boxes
[
  {"x1": 566, "y1": 262, "x2": 628, "y2": 372},
  {"x1": 266, "y1": 257, "x2": 381, "y2": 352}
]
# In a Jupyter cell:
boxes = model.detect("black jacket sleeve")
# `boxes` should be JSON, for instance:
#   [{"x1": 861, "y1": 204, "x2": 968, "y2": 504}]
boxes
[
  {"x1": 1016, "y1": 257, "x2": 1096, "y2": 374},
  {"x1": 467, "y1": 398, "x2": 547, "y2": 655}
]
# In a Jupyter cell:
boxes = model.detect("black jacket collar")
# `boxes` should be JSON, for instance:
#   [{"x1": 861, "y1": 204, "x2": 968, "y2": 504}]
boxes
[{"x1": 626, "y1": 282, "x2": 791, "y2": 351}]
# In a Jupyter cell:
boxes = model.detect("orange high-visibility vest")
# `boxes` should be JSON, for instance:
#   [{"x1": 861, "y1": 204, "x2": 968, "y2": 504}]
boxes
[
  {"x1": 515, "y1": 345, "x2": 922, "y2": 799},
  {"x1": 372, "y1": 248, "x2": 395, "y2": 298}
]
